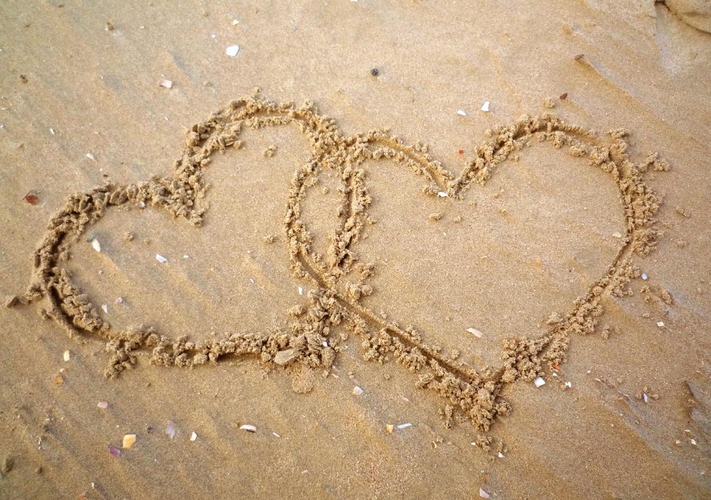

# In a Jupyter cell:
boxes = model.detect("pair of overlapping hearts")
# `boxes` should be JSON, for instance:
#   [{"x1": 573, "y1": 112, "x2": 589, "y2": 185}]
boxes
[{"x1": 13, "y1": 96, "x2": 664, "y2": 430}]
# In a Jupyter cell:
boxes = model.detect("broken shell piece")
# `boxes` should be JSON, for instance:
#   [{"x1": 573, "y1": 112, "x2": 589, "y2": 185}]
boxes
[
  {"x1": 456, "y1": 109, "x2": 467, "y2": 116},
  {"x1": 467, "y1": 328, "x2": 483, "y2": 338},
  {"x1": 612, "y1": 232, "x2": 623, "y2": 238},
  {"x1": 479, "y1": 488, "x2": 490, "y2": 499},
  {"x1": 86, "y1": 153, "x2": 96, "y2": 161},
  {"x1": 91, "y1": 239, "x2": 101, "y2": 252},
  {"x1": 498, "y1": 452, "x2": 504, "y2": 458},
  {"x1": 159, "y1": 79, "x2": 173, "y2": 89},
  {"x1": 97, "y1": 401, "x2": 109, "y2": 409},
  {"x1": 63, "y1": 350, "x2": 70, "y2": 362},
  {"x1": 225, "y1": 45, "x2": 240, "y2": 57},
  {"x1": 386, "y1": 424, "x2": 394, "y2": 434},
  {"x1": 239, "y1": 424, "x2": 257, "y2": 433},
  {"x1": 534, "y1": 377, "x2": 546, "y2": 388},
  {"x1": 396, "y1": 423, "x2": 412, "y2": 429},
  {"x1": 564, "y1": 381, "x2": 572, "y2": 388},
  {"x1": 190, "y1": 432, "x2": 198, "y2": 441},
  {"x1": 353, "y1": 386, "x2": 364, "y2": 396},
  {"x1": 156, "y1": 254, "x2": 168, "y2": 263},
  {"x1": 657, "y1": 321, "x2": 665, "y2": 327},
  {"x1": 122, "y1": 434, "x2": 136, "y2": 449},
  {"x1": 481, "y1": 101, "x2": 490, "y2": 112},
  {"x1": 166, "y1": 420, "x2": 176, "y2": 439},
  {"x1": 273, "y1": 348, "x2": 299, "y2": 366},
  {"x1": 437, "y1": 191, "x2": 448, "y2": 197},
  {"x1": 102, "y1": 304, "x2": 108, "y2": 314},
  {"x1": 298, "y1": 286, "x2": 303, "y2": 295}
]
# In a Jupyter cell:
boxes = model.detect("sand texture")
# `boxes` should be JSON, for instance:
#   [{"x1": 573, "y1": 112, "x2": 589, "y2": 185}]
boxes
[{"x1": 1, "y1": 1, "x2": 710, "y2": 499}]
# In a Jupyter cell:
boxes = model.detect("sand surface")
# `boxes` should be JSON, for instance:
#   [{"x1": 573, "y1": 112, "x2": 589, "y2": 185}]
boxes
[{"x1": 1, "y1": 1, "x2": 710, "y2": 498}]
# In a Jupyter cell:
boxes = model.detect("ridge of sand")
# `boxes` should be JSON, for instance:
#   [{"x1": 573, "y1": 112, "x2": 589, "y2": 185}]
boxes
[{"x1": 7, "y1": 95, "x2": 667, "y2": 431}]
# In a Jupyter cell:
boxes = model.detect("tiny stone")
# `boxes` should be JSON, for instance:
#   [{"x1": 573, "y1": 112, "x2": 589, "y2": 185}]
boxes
[{"x1": 370, "y1": 68, "x2": 380, "y2": 77}]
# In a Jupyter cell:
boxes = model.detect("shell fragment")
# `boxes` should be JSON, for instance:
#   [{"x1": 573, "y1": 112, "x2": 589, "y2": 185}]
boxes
[{"x1": 467, "y1": 328, "x2": 483, "y2": 338}]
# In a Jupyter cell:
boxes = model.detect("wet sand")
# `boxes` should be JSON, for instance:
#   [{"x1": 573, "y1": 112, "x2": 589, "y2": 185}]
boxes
[{"x1": 1, "y1": 1, "x2": 710, "y2": 498}]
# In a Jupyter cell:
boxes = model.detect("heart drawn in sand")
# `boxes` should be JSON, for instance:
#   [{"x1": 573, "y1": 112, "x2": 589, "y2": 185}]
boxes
[{"x1": 11, "y1": 96, "x2": 667, "y2": 431}]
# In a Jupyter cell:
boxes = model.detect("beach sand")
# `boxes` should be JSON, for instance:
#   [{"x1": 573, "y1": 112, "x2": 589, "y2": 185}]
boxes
[{"x1": 1, "y1": 1, "x2": 710, "y2": 498}]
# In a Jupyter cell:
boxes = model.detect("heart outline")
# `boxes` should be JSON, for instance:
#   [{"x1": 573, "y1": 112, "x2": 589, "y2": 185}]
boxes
[{"x1": 11, "y1": 96, "x2": 666, "y2": 430}]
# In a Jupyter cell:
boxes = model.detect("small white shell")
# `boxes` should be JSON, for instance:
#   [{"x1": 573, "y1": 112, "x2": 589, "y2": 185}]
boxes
[
  {"x1": 91, "y1": 239, "x2": 101, "y2": 252},
  {"x1": 239, "y1": 424, "x2": 257, "y2": 433},
  {"x1": 467, "y1": 328, "x2": 483, "y2": 338},
  {"x1": 352, "y1": 386, "x2": 364, "y2": 396},
  {"x1": 226, "y1": 45, "x2": 240, "y2": 57},
  {"x1": 480, "y1": 101, "x2": 490, "y2": 112},
  {"x1": 534, "y1": 377, "x2": 546, "y2": 388},
  {"x1": 156, "y1": 254, "x2": 168, "y2": 263},
  {"x1": 456, "y1": 109, "x2": 467, "y2": 116}
]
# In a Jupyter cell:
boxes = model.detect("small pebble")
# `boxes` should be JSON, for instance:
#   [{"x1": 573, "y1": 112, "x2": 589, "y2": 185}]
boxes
[
  {"x1": 534, "y1": 377, "x2": 546, "y2": 388},
  {"x1": 225, "y1": 45, "x2": 240, "y2": 57},
  {"x1": 370, "y1": 68, "x2": 380, "y2": 77},
  {"x1": 97, "y1": 401, "x2": 109, "y2": 409},
  {"x1": 353, "y1": 386, "x2": 364, "y2": 396},
  {"x1": 122, "y1": 434, "x2": 136, "y2": 449},
  {"x1": 92, "y1": 239, "x2": 101, "y2": 252}
]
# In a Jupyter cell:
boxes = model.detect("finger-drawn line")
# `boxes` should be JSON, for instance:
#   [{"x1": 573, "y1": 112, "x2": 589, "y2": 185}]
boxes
[{"x1": 9, "y1": 96, "x2": 667, "y2": 431}]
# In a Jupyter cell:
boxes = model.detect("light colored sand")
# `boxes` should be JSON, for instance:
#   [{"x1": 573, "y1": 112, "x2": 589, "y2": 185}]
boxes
[{"x1": 1, "y1": 1, "x2": 710, "y2": 498}]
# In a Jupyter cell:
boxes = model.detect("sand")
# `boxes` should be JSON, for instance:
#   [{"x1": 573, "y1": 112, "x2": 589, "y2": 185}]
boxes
[{"x1": 1, "y1": 1, "x2": 710, "y2": 498}]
